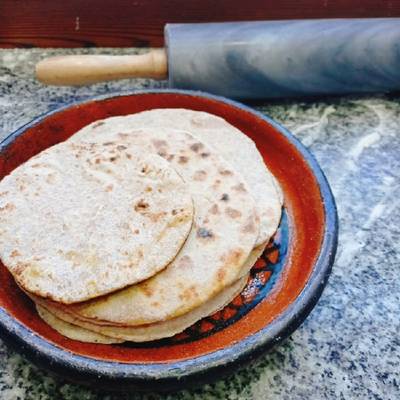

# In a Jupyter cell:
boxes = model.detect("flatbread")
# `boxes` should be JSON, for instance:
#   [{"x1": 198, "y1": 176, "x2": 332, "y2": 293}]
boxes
[
  {"x1": 0, "y1": 141, "x2": 193, "y2": 303},
  {"x1": 36, "y1": 305, "x2": 122, "y2": 344},
  {"x1": 44, "y1": 128, "x2": 259, "y2": 325},
  {"x1": 72, "y1": 109, "x2": 283, "y2": 246},
  {"x1": 35, "y1": 274, "x2": 248, "y2": 343},
  {"x1": 34, "y1": 242, "x2": 265, "y2": 331},
  {"x1": 238, "y1": 242, "x2": 267, "y2": 278}
]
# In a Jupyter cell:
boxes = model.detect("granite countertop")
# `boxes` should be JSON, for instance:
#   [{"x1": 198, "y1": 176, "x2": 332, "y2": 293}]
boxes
[{"x1": 0, "y1": 49, "x2": 399, "y2": 400}]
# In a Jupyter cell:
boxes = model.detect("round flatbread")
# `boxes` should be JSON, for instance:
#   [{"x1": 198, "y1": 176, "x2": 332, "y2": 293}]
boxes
[
  {"x1": 35, "y1": 243, "x2": 265, "y2": 331},
  {"x1": 45, "y1": 128, "x2": 259, "y2": 325},
  {"x1": 72, "y1": 109, "x2": 283, "y2": 246},
  {"x1": 36, "y1": 305, "x2": 122, "y2": 344},
  {"x1": 0, "y1": 141, "x2": 193, "y2": 304},
  {"x1": 35, "y1": 274, "x2": 248, "y2": 343},
  {"x1": 238, "y1": 242, "x2": 267, "y2": 278}
]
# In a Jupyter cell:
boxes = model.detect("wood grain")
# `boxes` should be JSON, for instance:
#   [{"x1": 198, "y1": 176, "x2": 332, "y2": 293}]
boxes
[{"x1": 1, "y1": 0, "x2": 399, "y2": 48}]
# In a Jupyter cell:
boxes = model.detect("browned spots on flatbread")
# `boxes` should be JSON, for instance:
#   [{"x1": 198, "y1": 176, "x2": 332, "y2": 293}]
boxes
[
  {"x1": 118, "y1": 133, "x2": 129, "y2": 139},
  {"x1": 116, "y1": 145, "x2": 127, "y2": 151},
  {"x1": 141, "y1": 283, "x2": 154, "y2": 297},
  {"x1": 145, "y1": 186, "x2": 153, "y2": 192},
  {"x1": 46, "y1": 174, "x2": 56, "y2": 184},
  {"x1": 217, "y1": 267, "x2": 226, "y2": 282},
  {"x1": 157, "y1": 151, "x2": 167, "y2": 158},
  {"x1": 12, "y1": 263, "x2": 26, "y2": 277},
  {"x1": 10, "y1": 250, "x2": 20, "y2": 258},
  {"x1": 178, "y1": 255, "x2": 193, "y2": 269},
  {"x1": 178, "y1": 156, "x2": 188, "y2": 164},
  {"x1": 0, "y1": 203, "x2": 15, "y2": 212},
  {"x1": 23, "y1": 264, "x2": 43, "y2": 280},
  {"x1": 31, "y1": 163, "x2": 42, "y2": 168},
  {"x1": 86, "y1": 280, "x2": 98, "y2": 293},
  {"x1": 0, "y1": 191, "x2": 9, "y2": 197},
  {"x1": 200, "y1": 152, "x2": 210, "y2": 158},
  {"x1": 210, "y1": 204, "x2": 219, "y2": 215},
  {"x1": 105, "y1": 184, "x2": 113, "y2": 192},
  {"x1": 179, "y1": 285, "x2": 198, "y2": 301},
  {"x1": 126, "y1": 153, "x2": 132, "y2": 160},
  {"x1": 219, "y1": 169, "x2": 233, "y2": 176},
  {"x1": 148, "y1": 211, "x2": 167, "y2": 223},
  {"x1": 109, "y1": 156, "x2": 117, "y2": 162},
  {"x1": 151, "y1": 301, "x2": 160, "y2": 308},
  {"x1": 64, "y1": 250, "x2": 99, "y2": 267},
  {"x1": 140, "y1": 165, "x2": 150, "y2": 174},
  {"x1": 193, "y1": 170, "x2": 207, "y2": 181},
  {"x1": 92, "y1": 120, "x2": 105, "y2": 128},
  {"x1": 103, "y1": 142, "x2": 115, "y2": 146},
  {"x1": 173, "y1": 211, "x2": 191, "y2": 226},
  {"x1": 95, "y1": 158, "x2": 101, "y2": 164},
  {"x1": 121, "y1": 222, "x2": 129, "y2": 230},
  {"x1": 197, "y1": 227, "x2": 214, "y2": 239},
  {"x1": 220, "y1": 249, "x2": 244, "y2": 268},
  {"x1": 225, "y1": 207, "x2": 242, "y2": 219},
  {"x1": 212, "y1": 179, "x2": 221, "y2": 190},
  {"x1": 152, "y1": 139, "x2": 168, "y2": 150},
  {"x1": 134, "y1": 200, "x2": 149, "y2": 213},
  {"x1": 190, "y1": 142, "x2": 204, "y2": 152},
  {"x1": 242, "y1": 217, "x2": 257, "y2": 234},
  {"x1": 220, "y1": 193, "x2": 229, "y2": 202},
  {"x1": 134, "y1": 229, "x2": 140, "y2": 234},
  {"x1": 232, "y1": 183, "x2": 247, "y2": 193},
  {"x1": 167, "y1": 154, "x2": 174, "y2": 161}
]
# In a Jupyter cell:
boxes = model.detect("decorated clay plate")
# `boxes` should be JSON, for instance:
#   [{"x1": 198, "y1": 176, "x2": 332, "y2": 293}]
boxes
[{"x1": 0, "y1": 90, "x2": 338, "y2": 391}]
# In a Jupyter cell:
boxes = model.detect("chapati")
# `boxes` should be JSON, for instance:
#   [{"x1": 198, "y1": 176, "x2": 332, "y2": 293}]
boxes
[
  {"x1": 0, "y1": 141, "x2": 193, "y2": 303},
  {"x1": 45, "y1": 128, "x2": 259, "y2": 325},
  {"x1": 72, "y1": 109, "x2": 283, "y2": 246},
  {"x1": 35, "y1": 275, "x2": 248, "y2": 342},
  {"x1": 37, "y1": 305, "x2": 122, "y2": 344}
]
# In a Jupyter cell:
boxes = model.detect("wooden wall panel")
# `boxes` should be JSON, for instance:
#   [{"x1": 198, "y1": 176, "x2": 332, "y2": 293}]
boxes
[{"x1": 1, "y1": 0, "x2": 399, "y2": 48}]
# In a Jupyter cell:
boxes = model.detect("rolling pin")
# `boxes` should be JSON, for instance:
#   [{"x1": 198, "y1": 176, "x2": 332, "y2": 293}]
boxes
[{"x1": 36, "y1": 18, "x2": 400, "y2": 99}]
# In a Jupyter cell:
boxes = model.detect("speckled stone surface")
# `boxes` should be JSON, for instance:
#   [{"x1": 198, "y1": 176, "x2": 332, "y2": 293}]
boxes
[{"x1": 0, "y1": 48, "x2": 399, "y2": 400}]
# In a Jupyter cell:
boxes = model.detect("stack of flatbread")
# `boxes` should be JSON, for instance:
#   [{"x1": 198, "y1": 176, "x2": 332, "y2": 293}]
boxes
[{"x1": 0, "y1": 109, "x2": 283, "y2": 344}]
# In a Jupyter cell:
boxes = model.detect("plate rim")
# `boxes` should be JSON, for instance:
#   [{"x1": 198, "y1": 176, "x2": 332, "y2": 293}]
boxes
[{"x1": 0, "y1": 89, "x2": 338, "y2": 386}]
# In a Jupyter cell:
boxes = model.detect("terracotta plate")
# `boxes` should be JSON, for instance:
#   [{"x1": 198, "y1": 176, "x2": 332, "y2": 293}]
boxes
[{"x1": 0, "y1": 90, "x2": 338, "y2": 391}]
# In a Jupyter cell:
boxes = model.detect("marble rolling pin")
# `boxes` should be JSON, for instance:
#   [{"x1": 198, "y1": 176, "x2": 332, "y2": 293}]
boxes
[{"x1": 36, "y1": 18, "x2": 400, "y2": 99}]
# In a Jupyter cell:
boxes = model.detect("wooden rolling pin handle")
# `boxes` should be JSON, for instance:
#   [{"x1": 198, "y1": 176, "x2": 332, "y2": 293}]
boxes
[{"x1": 35, "y1": 49, "x2": 168, "y2": 86}]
